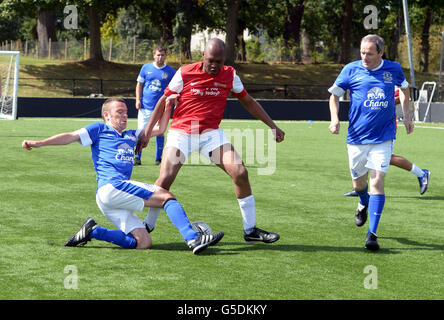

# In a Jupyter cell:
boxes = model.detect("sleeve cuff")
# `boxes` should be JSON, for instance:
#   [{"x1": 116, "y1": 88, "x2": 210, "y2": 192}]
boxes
[
  {"x1": 74, "y1": 128, "x2": 92, "y2": 147},
  {"x1": 400, "y1": 80, "x2": 409, "y2": 89},
  {"x1": 328, "y1": 84, "x2": 346, "y2": 97}
]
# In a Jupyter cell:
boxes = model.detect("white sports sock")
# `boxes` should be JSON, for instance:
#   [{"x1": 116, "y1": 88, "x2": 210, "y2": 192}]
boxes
[
  {"x1": 237, "y1": 195, "x2": 256, "y2": 234},
  {"x1": 144, "y1": 207, "x2": 161, "y2": 230},
  {"x1": 410, "y1": 164, "x2": 424, "y2": 178}
]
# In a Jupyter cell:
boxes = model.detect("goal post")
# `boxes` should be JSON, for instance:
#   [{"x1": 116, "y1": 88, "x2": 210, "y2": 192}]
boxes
[{"x1": 0, "y1": 51, "x2": 20, "y2": 120}]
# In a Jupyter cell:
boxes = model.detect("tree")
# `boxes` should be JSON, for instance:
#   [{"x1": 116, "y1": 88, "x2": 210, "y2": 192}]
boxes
[
  {"x1": 283, "y1": 0, "x2": 305, "y2": 62},
  {"x1": 419, "y1": 6, "x2": 433, "y2": 72},
  {"x1": 0, "y1": 0, "x2": 64, "y2": 57},
  {"x1": 86, "y1": 5, "x2": 103, "y2": 61},
  {"x1": 138, "y1": 0, "x2": 176, "y2": 46},
  {"x1": 174, "y1": 0, "x2": 194, "y2": 60},
  {"x1": 36, "y1": 7, "x2": 58, "y2": 57},
  {"x1": 339, "y1": 0, "x2": 353, "y2": 64},
  {"x1": 74, "y1": 0, "x2": 119, "y2": 61},
  {"x1": 225, "y1": 0, "x2": 240, "y2": 66}
]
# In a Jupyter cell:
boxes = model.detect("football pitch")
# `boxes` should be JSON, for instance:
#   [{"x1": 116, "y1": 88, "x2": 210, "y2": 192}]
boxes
[{"x1": 1, "y1": 118, "x2": 443, "y2": 300}]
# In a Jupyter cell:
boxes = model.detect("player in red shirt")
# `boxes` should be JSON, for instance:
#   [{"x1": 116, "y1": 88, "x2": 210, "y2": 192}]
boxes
[{"x1": 137, "y1": 38, "x2": 285, "y2": 243}]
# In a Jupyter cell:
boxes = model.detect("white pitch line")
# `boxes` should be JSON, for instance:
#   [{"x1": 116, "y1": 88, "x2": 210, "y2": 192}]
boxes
[{"x1": 20, "y1": 118, "x2": 444, "y2": 129}]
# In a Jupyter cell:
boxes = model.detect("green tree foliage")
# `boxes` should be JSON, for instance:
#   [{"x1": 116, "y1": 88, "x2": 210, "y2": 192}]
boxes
[{"x1": 0, "y1": 0, "x2": 443, "y2": 70}]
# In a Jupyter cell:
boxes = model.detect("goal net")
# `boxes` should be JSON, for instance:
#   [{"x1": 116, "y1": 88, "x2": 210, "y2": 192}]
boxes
[{"x1": 0, "y1": 51, "x2": 19, "y2": 120}]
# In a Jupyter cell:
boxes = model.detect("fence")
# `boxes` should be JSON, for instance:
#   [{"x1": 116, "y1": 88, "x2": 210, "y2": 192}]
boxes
[
  {"x1": 2, "y1": 34, "x2": 443, "y2": 70},
  {"x1": 0, "y1": 38, "x2": 182, "y2": 63},
  {"x1": 17, "y1": 77, "x2": 332, "y2": 100}
]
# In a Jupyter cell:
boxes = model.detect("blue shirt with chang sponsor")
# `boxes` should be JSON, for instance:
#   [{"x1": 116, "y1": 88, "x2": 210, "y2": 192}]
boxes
[
  {"x1": 76, "y1": 122, "x2": 142, "y2": 190},
  {"x1": 137, "y1": 63, "x2": 175, "y2": 111},
  {"x1": 329, "y1": 60, "x2": 408, "y2": 145}
]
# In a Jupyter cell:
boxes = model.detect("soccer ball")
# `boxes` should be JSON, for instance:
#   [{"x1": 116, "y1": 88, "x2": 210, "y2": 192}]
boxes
[{"x1": 191, "y1": 221, "x2": 213, "y2": 236}]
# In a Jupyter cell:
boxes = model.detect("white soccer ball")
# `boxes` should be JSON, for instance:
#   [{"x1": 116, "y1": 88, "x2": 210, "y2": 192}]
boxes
[{"x1": 191, "y1": 221, "x2": 213, "y2": 235}]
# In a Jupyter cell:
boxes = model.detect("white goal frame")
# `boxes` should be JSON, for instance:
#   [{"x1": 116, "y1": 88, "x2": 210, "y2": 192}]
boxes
[{"x1": 0, "y1": 51, "x2": 20, "y2": 120}]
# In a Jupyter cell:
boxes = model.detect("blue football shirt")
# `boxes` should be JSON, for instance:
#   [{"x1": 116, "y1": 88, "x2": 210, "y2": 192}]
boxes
[
  {"x1": 329, "y1": 60, "x2": 408, "y2": 145},
  {"x1": 137, "y1": 63, "x2": 176, "y2": 111},
  {"x1": 76, "y1": 122, "x2": 142, "y2": 190}
]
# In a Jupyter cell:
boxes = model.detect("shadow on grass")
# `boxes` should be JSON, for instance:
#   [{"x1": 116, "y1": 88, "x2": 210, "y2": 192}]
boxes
[
  {"x1": 58, "y1": 237, "x2": 444, "y2": 255},
  {"x1": 387, "y1": 195, "x2": 444, "y2": 201},
  {"x1": 382, "y1": 237, "x2": 444, "y2": 251},
  {"x1": 208, "y1": 242, "x2": 395, "y2": 255}
]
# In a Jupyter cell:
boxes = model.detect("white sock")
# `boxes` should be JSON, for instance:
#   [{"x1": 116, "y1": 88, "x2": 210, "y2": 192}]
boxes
[
  {"x1": 410, "y1": 164, "x2": 424, "y2": 178},
  {"x1": 144, "y1": 207, "x2": 161, "y2": 230},
  {"x1": 237, "y1": 195, "x2": 256, "y2": 234}
]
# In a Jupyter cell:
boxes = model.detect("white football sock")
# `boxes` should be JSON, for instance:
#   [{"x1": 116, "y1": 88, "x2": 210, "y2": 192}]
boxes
[
  {"x1": 144, "y1": 207, "x2": 161, "y2": 230},
  {"x1": 410, "y1": 164, "x2": 424, "y2": 178},
  {"x1": 237, "y1": 195, "x2": 256, "y2": 234}
]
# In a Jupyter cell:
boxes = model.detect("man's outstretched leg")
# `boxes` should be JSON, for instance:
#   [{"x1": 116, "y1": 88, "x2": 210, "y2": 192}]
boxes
[{"x1": 211, "y1": 143, "x2": 280, "y2": 243}]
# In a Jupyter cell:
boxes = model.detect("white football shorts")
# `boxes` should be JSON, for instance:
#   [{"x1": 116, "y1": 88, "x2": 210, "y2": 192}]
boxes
[
  {"x1": 165, "y1": 128, "x2": 231, "y2": 161},
  {"x1": 96, "y1": 180, "x2": 157, "y2": 234},
  {"x1": 347, "y1": 140, "x2": 394, "y2": 179},
  {"x1": 137, "y1": 108, "x2": 154, "y2": 130}
]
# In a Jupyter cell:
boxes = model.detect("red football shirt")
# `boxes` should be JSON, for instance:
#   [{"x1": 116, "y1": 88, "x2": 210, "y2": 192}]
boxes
[{"x1": 164, "y1": 61, "x2": 247, "y2": 133}]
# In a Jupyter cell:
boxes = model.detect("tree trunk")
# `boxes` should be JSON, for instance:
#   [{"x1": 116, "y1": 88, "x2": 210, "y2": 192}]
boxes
[
  {"x1": 283, "y1": 0, "x2": 305, "y2": 63},
  {"x1": 175, "y1": 0, "x2": 193, "y2": 60},
  {"x1": 339, "y1": 0, "x2": 353, "y2": 64},
  {"x1": 301, "y1": 29, "x2": 311, "y2": 63},
  {"x1": 387, "y1": 13, "x2": 403, "y2": 61},
  {"x1": 420, "y1": 7, "x2": 433, "y2": 72},
  {"x1": 225, "y1": 0, "x2": 240, "y2": 66},
  {"x1": 87, "y1": 5, "x2": 104, "y2": 61},
  {"x1": 161, "y1": 0, "x2": 175, "y2": 46},
  {"x1": 36, "y1": 7, "x2": 57, "y2": 58}
]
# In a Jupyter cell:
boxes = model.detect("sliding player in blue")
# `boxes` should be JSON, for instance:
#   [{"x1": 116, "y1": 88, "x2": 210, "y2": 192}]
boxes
[
  {"x1": 328, "y1": 34, "x2": 414, "y2": 251},
  {"x1": 22, "y1": 98, "x2": 223, "y2": 254}
]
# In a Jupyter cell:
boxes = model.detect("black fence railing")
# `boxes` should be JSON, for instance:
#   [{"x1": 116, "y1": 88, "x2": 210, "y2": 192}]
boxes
[
  {"x1": 18, "y1": 78, "x2": 444, "y2": 101},
  {"x1": 18, "y1": 77, "x2": 332, "y2": 100}
]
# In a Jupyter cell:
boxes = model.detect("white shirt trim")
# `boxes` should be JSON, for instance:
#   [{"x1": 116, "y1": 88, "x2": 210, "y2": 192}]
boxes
[
  {"x1": 362, "y1": 59, "x2": 384, "y2": 71},
  {"x1": 231, "y1": 70, "x2": 244, "y2": 93},
  {"x1": 328, "y1": 84, "x2": 346, "y2": 97},
  {"x1": 399, "y1": 79, "x2": 409, "y2": 89},
  {"x1": 74, "y1": 128, "x2": 92, "y2": 147},
  {"x1": 168, "y1": 68, "x2": 184, "y2": 94}
]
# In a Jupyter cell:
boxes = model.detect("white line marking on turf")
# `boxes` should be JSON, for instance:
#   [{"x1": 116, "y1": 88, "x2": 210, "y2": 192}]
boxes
[
  {"x1": 20, "y1": 118, "x2": 444, "y2": 129},
  {"x1": 22, "y1": 118, "x2": 138, "y2": 122}
]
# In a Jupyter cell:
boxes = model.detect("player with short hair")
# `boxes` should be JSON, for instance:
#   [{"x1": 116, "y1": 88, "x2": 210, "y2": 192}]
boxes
[
  {"x1": 135, "y1": 45, "x2": 176, "y2": 166},
  {"x1": 22, "y1": 98, "x2": 224, "y2": 254},
  {"x1": 328, "y1": 34, "x2": 413, "y2": 251},
  {"x1": 137, "y1": 38, "x2": 285, "y2": 243}
]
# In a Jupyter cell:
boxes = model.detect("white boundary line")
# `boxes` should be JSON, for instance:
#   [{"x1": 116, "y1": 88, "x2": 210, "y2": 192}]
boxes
[{"x1": 20, "y1": 118, "x2": 444, "y2": 129}]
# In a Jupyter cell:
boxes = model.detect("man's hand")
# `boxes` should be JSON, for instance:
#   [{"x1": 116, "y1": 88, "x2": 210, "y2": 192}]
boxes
[
  {"x1": 403, "y1": 117, "x2": 414, "y2": 134},
  {"x1": 22, "y1": 140, "x2": 39, "y2": 150},
  {"x1": 135, "y1": 131, "x2": 149, "y2": 155},
  {"x1": 165, "y1": 94, "x2": 179, "y2": 109},
  {"x1": 329, "y1": 120, "x2": 340, "y2": 134},
  {"x1": 135, "y1": 100, "x2": 142, "y2": 110},
  {"x1": 272, "y1": 127, "x2": 285, "y2": 143}
]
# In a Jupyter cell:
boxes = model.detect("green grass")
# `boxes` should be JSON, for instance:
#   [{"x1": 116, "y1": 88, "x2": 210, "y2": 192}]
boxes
[{"x1": 1, "y1": 118, "x2": 444, "y2": 300}]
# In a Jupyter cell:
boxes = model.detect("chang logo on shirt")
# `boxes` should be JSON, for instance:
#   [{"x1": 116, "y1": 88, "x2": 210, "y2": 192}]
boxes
[
  {"x1": 364, "y1": 87, "x2": 388, "y2": 109},
  {"x1": 115, "y1": 143, "x2": 134, "y2": 163},
  {"x1": 149, "y1": 79, "x2": 162, "y2": 92}
]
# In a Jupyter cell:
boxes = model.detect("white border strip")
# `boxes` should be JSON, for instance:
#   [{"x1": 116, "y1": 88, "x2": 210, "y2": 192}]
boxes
[{"x1": 20, "y1": 118, "x2": 444, "y2": 129}]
